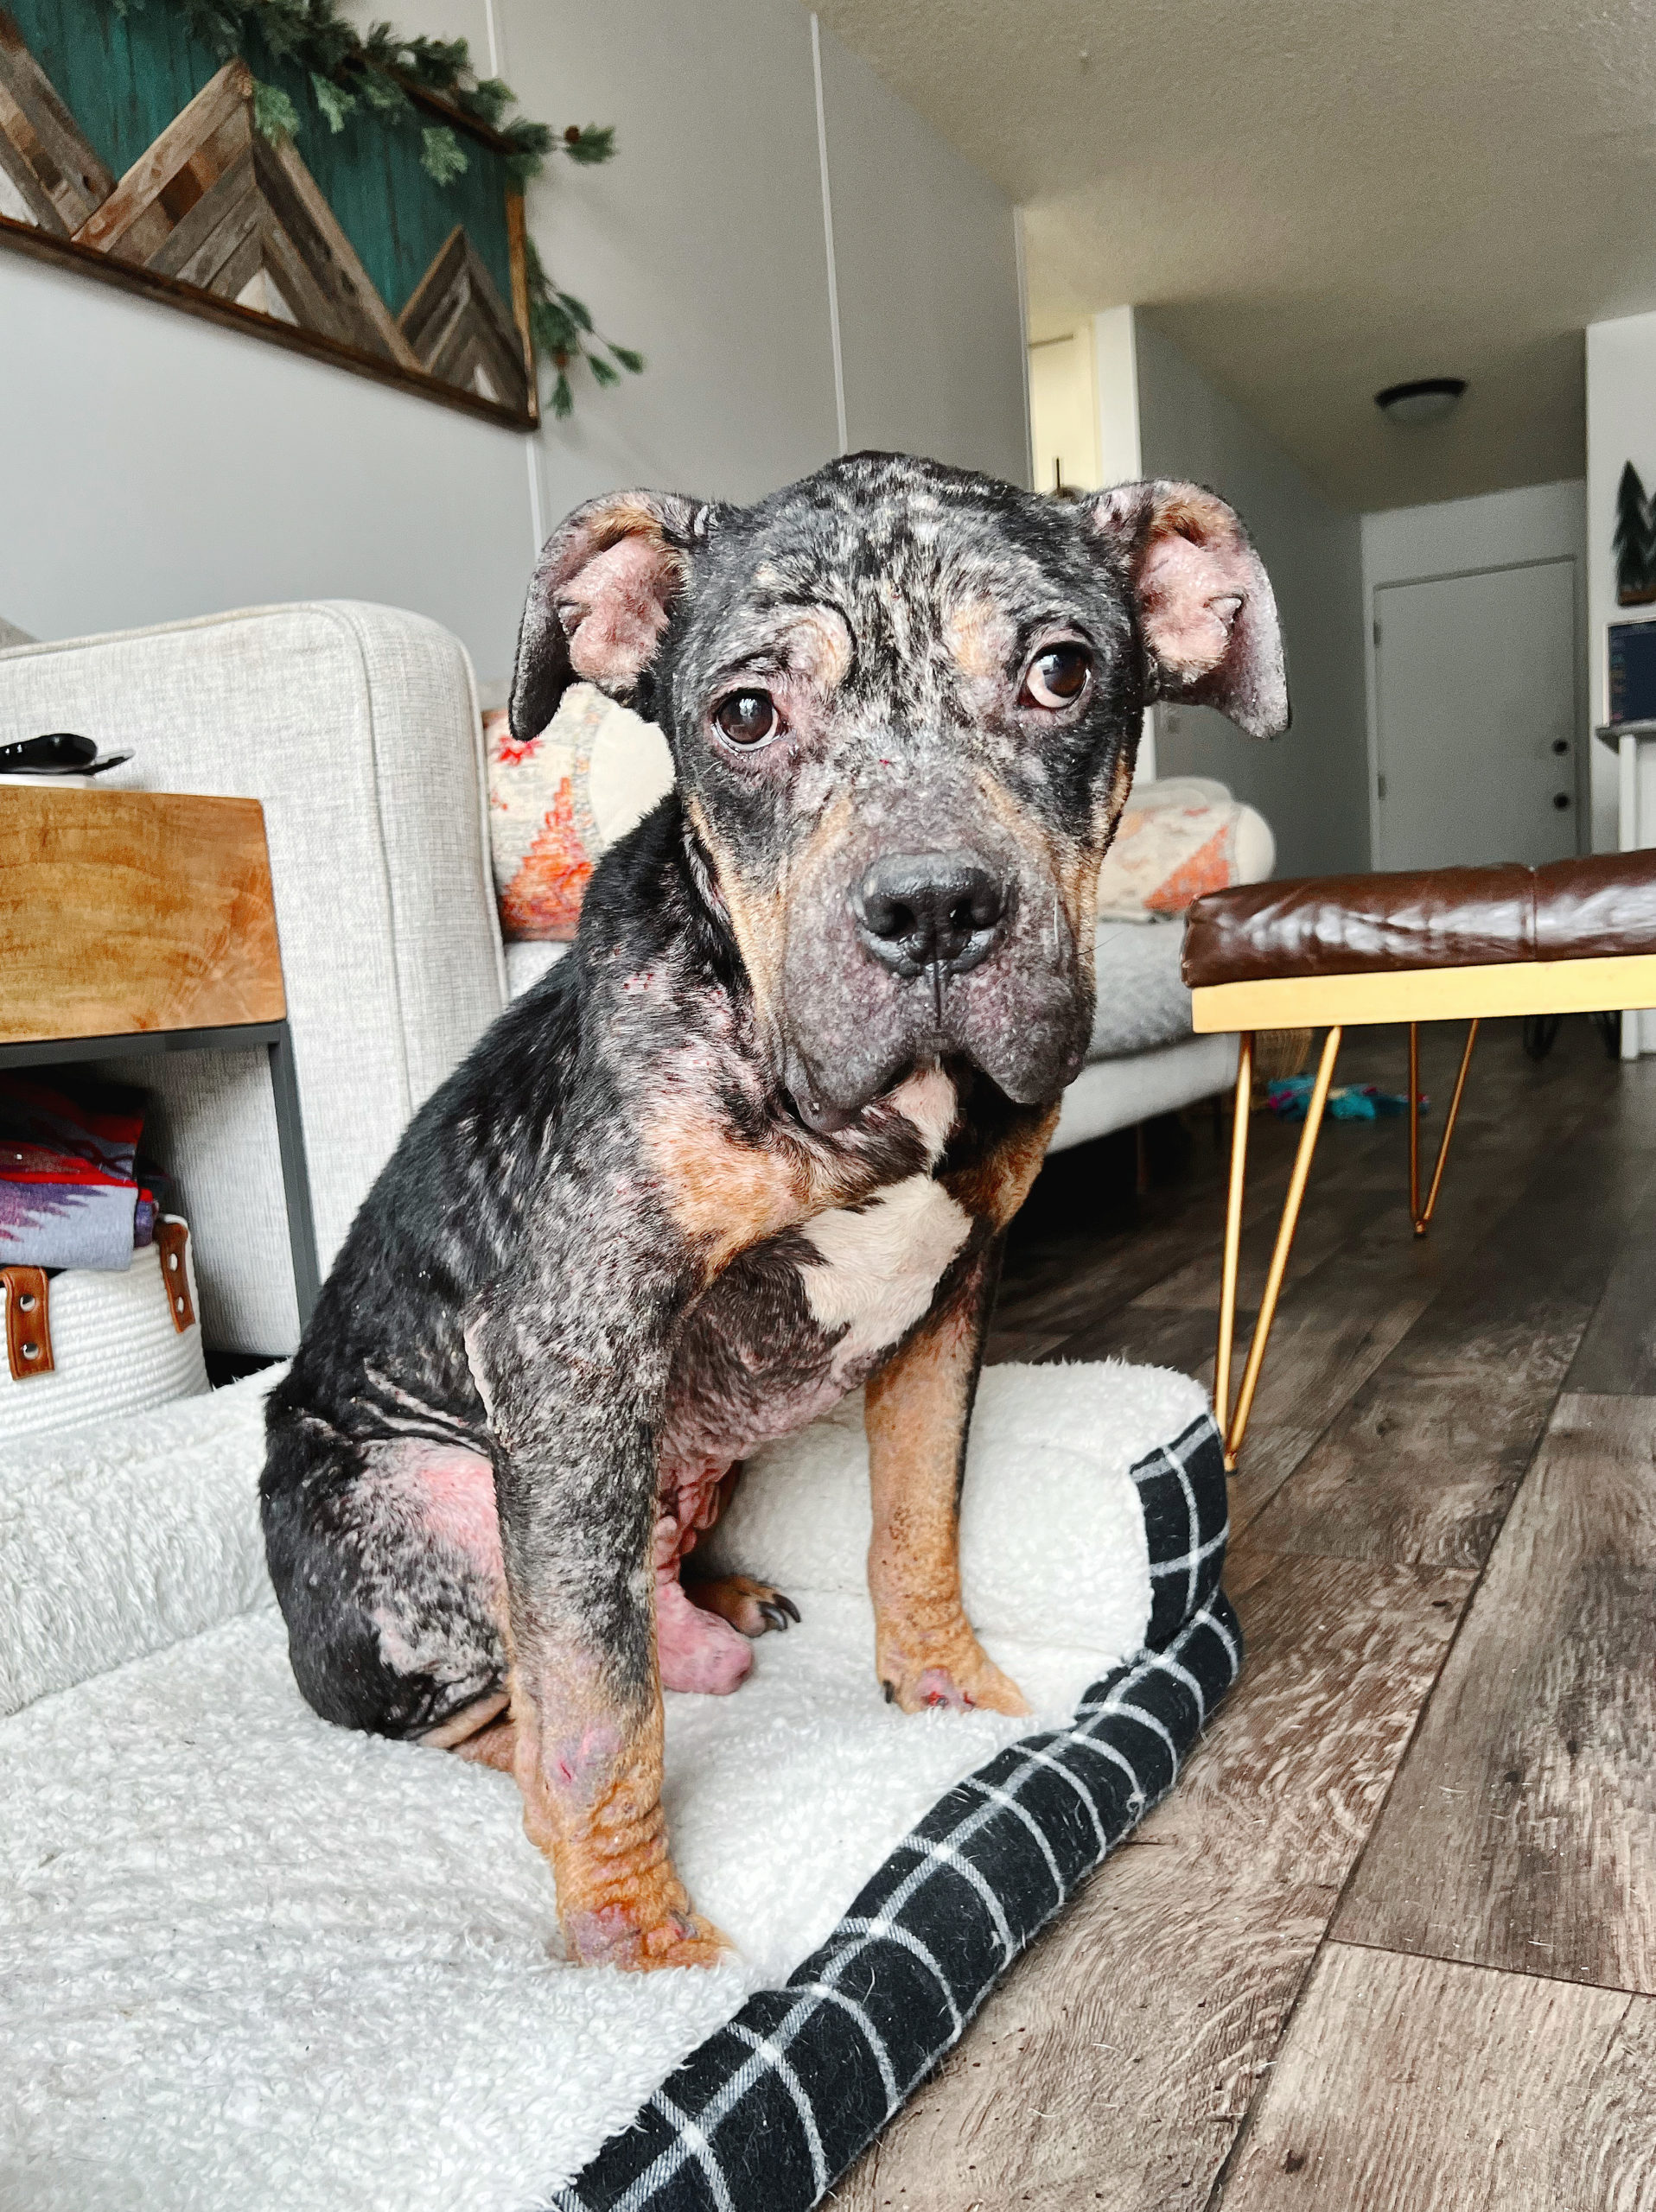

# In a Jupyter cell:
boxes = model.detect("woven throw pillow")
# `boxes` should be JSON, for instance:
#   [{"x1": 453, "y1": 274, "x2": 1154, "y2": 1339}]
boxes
[
  {"x1": 1096, "y1": 777, "x2": 1275, "y2": 921},
  {"x1": 485, "y1": 684, "x2": 674, "y2": 941}
]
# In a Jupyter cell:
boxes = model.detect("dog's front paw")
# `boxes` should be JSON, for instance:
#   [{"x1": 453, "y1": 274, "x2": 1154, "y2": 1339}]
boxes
[
  {"x1": 564, "y1": 1901, "x2": 733, "y2": 1973},
  {"x1": 876, "y1": 1617, "x2": 1029, "y2": 1718}
]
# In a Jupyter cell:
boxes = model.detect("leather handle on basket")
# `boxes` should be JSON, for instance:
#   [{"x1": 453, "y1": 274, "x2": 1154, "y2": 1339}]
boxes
[
  {"x1": 155, "y1": 1220, "x2": 196, "y2": 1335},
  {"x1": 3, "y1": 1267, "x2": 54, "y2": 1380}
]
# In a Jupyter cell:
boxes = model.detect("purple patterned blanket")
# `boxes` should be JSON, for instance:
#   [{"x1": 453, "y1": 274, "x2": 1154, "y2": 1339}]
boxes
[{"x1": 0, "y1": 1077, "x2": 156, "y2": 1272}]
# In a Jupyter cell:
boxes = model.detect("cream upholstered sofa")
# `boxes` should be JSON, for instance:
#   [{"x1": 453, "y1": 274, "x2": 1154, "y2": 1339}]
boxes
[{"x1": 0, "y1": 605, "x2": 1244, "y2": 1357}]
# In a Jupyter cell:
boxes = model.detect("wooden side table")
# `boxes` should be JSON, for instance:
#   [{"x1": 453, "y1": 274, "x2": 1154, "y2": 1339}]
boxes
[{"x1": 0, "y1": 785, "x2": 321, "y2": 1326}]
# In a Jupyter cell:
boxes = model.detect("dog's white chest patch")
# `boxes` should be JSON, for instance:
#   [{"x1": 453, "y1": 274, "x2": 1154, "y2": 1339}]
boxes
[{"x1": 799, "y1": 1174, "x2": 972, "y2": 1375}]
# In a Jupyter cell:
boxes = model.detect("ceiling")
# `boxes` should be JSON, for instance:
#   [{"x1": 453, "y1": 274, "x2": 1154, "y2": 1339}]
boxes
[{"x1": 812, "y1": 0, "x2": 1656, "y2": 512}]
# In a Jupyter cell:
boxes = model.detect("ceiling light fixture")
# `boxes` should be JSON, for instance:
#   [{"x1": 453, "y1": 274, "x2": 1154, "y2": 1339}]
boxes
[{"x1": 1374, "y1": 377, "x2": 1467, "y2": 427}]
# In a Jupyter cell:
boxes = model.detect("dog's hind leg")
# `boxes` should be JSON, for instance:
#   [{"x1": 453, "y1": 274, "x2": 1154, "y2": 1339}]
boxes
[{"x1": 262, "y1": 1419, "x2": 508, "y2": 1743}]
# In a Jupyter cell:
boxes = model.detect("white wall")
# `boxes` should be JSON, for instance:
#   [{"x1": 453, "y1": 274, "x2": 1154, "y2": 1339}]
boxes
[
  {"x1": 1360, "y1": 480, "x2": 1590, "y2": 856},
  {"x1": 1134, "y1": 319, "x2": 1369, "y2": 880},
  {"x1": 1586, "y1": 311, "x2": 1656, "y2": 1055},
  {"x1": 0, "y1": 250, "x2": 537, "y2": 673},
  {"x1": 1091, "y1": 307, "x2": 1142, "y2": 491},
  {"x1": 499, "y1": 0, "x2": 839, "y2": 562},
  {"x1": 0, "y1": 3, "x2": 1027, "y2": 684},
  {"x1": 1587, "y1": 311, "x2": 1656, "y2": 849},
  {"x1": 812, "y1": 24, "x2": 1028, "y2": 480}
]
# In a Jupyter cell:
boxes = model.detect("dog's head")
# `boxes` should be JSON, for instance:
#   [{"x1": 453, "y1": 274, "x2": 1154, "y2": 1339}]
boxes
[{"x1": 511, "y1": 454, "x2": 1286, "y2": 1129}]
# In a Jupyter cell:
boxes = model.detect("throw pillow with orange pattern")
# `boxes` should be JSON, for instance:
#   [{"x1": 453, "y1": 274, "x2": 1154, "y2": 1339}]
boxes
[
  {"x1": 485, "y1": 683, "x2": 675, "y2": 940},
  {"x1": 1094, "y1": 778, "x2": 1276, "y2": 921}
]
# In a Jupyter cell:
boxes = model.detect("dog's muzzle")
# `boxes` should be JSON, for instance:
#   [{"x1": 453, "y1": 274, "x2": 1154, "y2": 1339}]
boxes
[
  {"x1": 779, "y1": 812, "x2": 1089, "y2": 1132},
  {"x1": 851, "y1": 850, "x2": 1010, "y2": 982}
]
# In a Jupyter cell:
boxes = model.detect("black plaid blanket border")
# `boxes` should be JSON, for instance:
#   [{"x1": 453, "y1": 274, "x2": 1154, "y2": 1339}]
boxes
[{"x1": 548, "y1": 1410, "x2": 1234, "y2": 2212}]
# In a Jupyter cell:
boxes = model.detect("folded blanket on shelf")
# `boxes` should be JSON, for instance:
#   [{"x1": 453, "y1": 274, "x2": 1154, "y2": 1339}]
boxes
[{"x1": 0, "y1": 1077, "x2": 155, "y2": 1271}]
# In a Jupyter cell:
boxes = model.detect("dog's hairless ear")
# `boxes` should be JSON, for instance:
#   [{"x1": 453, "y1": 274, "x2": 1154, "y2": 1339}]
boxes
[
  {"x1": 509, "y1": 489, "x2": 713, "y2": 741},
  {"x1": 1087, "y1": 481, "x2": 1289, "y2": 740}
]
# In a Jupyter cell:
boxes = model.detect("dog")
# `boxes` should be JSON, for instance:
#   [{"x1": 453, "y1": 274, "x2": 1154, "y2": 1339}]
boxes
[{"x1": 261, "y1": 453, "x2": 1286, "y2": 1971}]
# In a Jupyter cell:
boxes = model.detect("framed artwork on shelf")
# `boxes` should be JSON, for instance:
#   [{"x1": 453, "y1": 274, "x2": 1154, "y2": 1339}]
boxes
[{"x1": 0, "y1": 0, "x2": 540, "y2": 428}]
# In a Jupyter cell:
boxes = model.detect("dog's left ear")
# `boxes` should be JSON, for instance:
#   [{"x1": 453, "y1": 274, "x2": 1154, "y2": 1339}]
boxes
[
  {"x1": 1086, "y1": 481, "x2": 1289, "y2": 740},
  {"x1": 510, "y1": 488, "x2": 715, "y2": 741}
]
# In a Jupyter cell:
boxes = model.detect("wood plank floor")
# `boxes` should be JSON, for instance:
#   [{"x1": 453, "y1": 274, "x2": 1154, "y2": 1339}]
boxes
[{"x1": 839, "y1": 1017, "x2": 1656, "y2": 2211}]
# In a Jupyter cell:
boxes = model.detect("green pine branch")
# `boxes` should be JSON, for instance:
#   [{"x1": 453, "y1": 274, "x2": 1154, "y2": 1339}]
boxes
[{"x1": 522, "y1": 238, "x2": 644, "y2": 418}]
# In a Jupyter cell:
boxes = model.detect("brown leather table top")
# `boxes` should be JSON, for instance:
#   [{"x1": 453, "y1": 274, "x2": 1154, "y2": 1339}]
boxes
[{"x1": 1181, "y1": 850, "x2": 1656, "y2": 989}]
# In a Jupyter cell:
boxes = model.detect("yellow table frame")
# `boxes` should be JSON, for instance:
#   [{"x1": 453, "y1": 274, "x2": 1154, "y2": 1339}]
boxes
[{"x1": 1192, "y1": 953, "x2": 1656, "y2": 1471}]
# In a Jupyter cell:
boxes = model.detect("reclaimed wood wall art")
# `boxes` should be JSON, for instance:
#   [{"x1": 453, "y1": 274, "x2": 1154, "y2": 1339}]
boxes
[{"x1": 0, "y1": 0, "x2": 537, "y2": 427}]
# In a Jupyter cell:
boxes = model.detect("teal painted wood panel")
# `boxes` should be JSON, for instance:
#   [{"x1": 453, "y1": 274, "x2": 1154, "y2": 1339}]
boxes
[
  {"x1": 293, "y1": 74, "x2": 516, "y2": 318},
  {"x1": 9, "y1": 0, "x2": 517, "y2": 317},
  {"x1": 10, "y1": 0, "x2": 213, "y2": 177}
]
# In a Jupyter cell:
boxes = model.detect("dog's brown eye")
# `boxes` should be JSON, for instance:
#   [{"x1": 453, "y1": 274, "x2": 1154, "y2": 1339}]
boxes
[
  {"x1": 1022, "y1": 645, "x2": 1091, "y2": 709},
  {"x1": 713, "y1": 690, "x2": 781, "y2": 747}
]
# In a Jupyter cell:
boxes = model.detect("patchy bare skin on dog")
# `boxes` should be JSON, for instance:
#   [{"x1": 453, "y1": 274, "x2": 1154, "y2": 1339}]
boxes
[{"x1": 261, "y1": 454, "x2": 1287, "y2": 1972}]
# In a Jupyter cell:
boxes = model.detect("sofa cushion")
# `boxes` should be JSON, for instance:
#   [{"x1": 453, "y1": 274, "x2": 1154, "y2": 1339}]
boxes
[
  {"x1": 504, "y1": 938, "x2": 571, "y2": 997},
  {"x1": 1087, "y1": 919, "x2": 1194, "y2": 1059}
]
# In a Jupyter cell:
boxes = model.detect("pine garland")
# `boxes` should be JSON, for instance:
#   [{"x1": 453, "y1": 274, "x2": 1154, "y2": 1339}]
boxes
[{"x1": 102, "y1": 0, "x2": 644, "y2": 414}]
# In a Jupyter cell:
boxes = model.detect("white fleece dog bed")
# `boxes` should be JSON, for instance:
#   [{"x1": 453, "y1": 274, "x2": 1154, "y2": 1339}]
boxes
[{"x1": 0, "y1": 1363, "x2": 1238, "y2": 2212}]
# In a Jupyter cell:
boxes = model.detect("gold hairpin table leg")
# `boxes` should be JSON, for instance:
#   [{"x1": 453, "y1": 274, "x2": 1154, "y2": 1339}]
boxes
[
  {"x1": 1409, "y1": 1021, "x2": 1421, "y2": 1226},
  {"x1": 1213, "y1": 1032, "x2": 1255, "y2": 1459},
  {"x1": 1222, "y1": 1024, "x2": 1343, "y2": 1470},
  {"x1": 1411, "y1": 1018, "x2": 1479, "y2": 1237}
]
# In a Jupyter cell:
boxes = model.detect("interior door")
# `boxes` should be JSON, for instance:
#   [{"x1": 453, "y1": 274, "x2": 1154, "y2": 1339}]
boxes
[{"x1": 1373, "y1": 557, "x2": 1579, "y2": 870}]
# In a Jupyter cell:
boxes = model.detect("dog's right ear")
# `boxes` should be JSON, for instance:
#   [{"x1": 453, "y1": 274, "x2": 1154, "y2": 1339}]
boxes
[{"x1": 509, "y1": 489, "x2": 714, "y2": 741}]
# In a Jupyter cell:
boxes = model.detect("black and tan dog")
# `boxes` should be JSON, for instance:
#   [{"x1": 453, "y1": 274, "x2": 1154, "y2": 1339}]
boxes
[{"x1": 261, "y1": 454, "x2": 1286, "y2": 1970}]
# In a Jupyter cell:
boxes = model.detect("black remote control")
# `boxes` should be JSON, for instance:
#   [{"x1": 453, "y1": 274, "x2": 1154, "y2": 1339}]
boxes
[{"x1": 0, "y1": 732, "x2": 99, "y2": 770}]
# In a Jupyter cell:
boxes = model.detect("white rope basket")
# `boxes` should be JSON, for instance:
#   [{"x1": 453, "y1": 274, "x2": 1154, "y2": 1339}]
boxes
[{"x1": 0, "y1": 1222, "x2": 208, "y2": 1446}]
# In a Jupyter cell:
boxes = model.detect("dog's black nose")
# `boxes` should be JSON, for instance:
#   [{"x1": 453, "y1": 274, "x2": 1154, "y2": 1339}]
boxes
[{"x1": 853, "y1": 852, "x2": 1008, "y2": 980}]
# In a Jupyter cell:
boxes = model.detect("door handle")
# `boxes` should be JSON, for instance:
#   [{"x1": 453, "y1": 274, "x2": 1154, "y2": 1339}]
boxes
[
  {"x1": 1551, "y1": 739, "x2": 1570, "y2": 755},
  {"x1": 1553, "y1": 792, "x2": 1571, "y2": 810}
]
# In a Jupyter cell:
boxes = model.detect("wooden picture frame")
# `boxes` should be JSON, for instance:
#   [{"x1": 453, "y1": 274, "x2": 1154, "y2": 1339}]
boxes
[{"x1": 0, "y1": 0, "x2": 539, "y2": 430}]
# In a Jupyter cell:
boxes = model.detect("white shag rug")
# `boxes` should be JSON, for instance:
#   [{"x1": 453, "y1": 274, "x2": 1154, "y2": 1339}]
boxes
[{"x1": 0, "y1": 1358, "x2": 1225, "y2": 2212}]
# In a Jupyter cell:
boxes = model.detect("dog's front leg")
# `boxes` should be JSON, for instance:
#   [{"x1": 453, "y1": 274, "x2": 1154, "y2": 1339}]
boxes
[
  {"x1": 468, "y1": 1229, "x2": 724, "y2": 1973},
  {"x1": 864, "y1": 1243, "x2": 1029, "y2": 1718}
]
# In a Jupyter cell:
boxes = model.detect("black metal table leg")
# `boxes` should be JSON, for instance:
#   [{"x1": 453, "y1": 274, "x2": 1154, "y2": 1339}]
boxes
[{"x1": 266, "y1": 1023, "x2": 321, "y2": 1329}]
